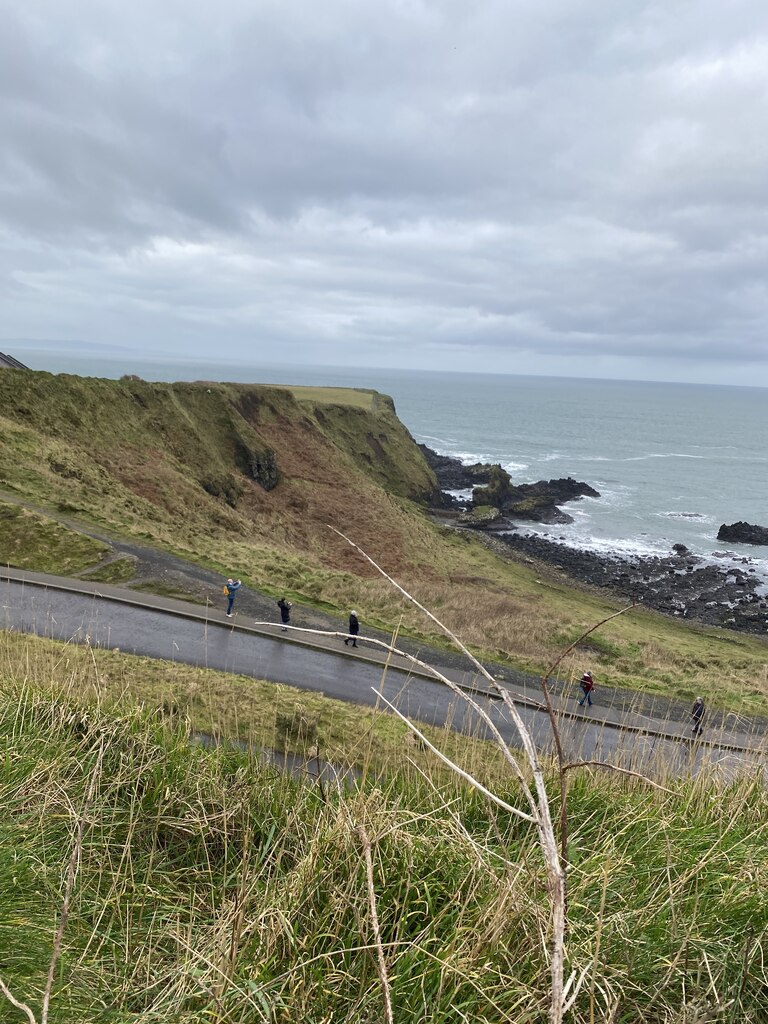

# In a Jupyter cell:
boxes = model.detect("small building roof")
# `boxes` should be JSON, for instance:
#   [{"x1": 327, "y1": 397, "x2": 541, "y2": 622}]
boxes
[{"x1": 0, "y1": 352, "x2": 29, "y2": 369}]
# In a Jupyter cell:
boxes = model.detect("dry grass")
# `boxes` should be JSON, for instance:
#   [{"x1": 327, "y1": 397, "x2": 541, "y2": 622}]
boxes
[{"x1": 1, "y1": 629, "x2": 768, "y2": 1022}]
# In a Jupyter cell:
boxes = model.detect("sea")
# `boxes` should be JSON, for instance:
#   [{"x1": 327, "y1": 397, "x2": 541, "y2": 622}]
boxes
[{"x1": 22, "y1": 352, "x2": 768, "y2": 581}]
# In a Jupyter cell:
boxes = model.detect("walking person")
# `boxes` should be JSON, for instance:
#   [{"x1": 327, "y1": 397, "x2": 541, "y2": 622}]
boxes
[
  {"x1": 344, "y1": 610, "x2": 360, "y2": 648},
  {"x1": 277, "y1": 597, "x2": 292, "y2": 632},
  {"x1": 578, "y1": 670, "x2": 595, "y2": 707},
  {"x1": 224, "y1": 578, "x2": 241, "y2": 617},
  {"x1": 691, "y1": 696, "x2": 706, "y2": 737}
]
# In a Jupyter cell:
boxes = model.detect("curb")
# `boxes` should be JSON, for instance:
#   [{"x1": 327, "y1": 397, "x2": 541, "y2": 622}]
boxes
[{"x1": 1, "y1": 568, "x2": 764, "y2": 757}]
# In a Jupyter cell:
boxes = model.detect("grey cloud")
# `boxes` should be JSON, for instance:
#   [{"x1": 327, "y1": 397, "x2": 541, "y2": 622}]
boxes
[{"x1": 2, "y1": 0, "x2": 768, "y2": 382}]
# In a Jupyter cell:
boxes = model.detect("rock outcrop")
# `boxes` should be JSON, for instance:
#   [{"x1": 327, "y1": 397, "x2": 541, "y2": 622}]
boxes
[
  {"x1": 234, "y1": 440, "x2": 280, "y2": 490},
  {"x1": 421, "y1": 442, "x2": 601, "y2": 522},
  {"x1": 474, "y1": 475, "x2": 600, "y2": 524},
  {"x1": 457, "y1": 505, "x2": 508, "y2": 530},
  {"x1": 418, "y1": 444, "x2": 499, "y2": 489},
  {"x1": 717, "y1": 522, "x2": 768, "y2": 546}
]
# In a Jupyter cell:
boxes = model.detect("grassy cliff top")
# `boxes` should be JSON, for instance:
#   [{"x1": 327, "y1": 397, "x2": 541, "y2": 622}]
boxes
[{"x1": 273, "y1": 384, "x2": 377, "y2": 409}]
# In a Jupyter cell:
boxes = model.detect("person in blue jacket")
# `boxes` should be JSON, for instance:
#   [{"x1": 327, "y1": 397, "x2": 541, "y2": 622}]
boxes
[{"x1": 224, "y1": 578, "x2": 241, "y2": 617}]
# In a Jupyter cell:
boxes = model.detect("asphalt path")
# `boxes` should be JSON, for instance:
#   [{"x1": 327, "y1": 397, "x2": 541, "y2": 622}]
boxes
[{"x1": 1, "y1": 577, "x2": 762, "y2": 780}]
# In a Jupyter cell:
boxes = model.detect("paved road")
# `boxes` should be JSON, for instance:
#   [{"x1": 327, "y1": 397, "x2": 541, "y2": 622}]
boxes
[{"x1": 0, "y1": 575, "x2": 763, "y2": 780}]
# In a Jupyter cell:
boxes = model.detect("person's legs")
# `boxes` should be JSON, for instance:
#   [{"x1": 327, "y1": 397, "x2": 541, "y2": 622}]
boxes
[{"x1": 227, "y1": 595, "x2": 234, "y2": 616}]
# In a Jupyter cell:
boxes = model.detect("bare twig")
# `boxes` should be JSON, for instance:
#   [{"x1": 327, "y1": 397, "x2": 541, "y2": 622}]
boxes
[
  {"x1": 0, "y1": 977, "x2": 37, "y2": 1024},
  {"x1": 325, "y1": 528, "x2": 568, "y2": 1024},
  {"x1": 357, "y1": 823, "x2": 394, "y2": 1024},
  {"x1": 252, "y1": 621, "x2": 538, "y2": 805},
  {"x1": 376, "y1": 693, "x2": 535, "y2": 823},
  {"x1": 41, "y1": 735, "x2": 106, "y2": 1024},
  {"x1": 542, "y1": 603, "x2": 637, "y2": 684},
  {"x1": 563, "y1": 760, "x2": 675, "y2": 795},
  {"x1": 539, "y1": 602, "x2": 636, "y2": 869}
]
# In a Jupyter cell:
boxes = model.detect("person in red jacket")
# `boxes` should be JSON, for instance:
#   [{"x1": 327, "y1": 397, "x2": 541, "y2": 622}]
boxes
[{"x1": 578, "y1": 670, "x2": 595, "y2": 707}]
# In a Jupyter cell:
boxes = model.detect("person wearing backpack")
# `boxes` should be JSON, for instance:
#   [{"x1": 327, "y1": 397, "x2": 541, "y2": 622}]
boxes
[
  {"x1": 224, "y1": 578, "x2": 241, "y2": 617},
  {"x1": 578, "y1": 670, "x2": 595, "y2": 707}
]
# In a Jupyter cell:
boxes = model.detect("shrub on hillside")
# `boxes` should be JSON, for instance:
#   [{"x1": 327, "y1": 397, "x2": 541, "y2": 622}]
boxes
[{"x1": 200, "y1": 473, "x2": 244, "y2": 508}]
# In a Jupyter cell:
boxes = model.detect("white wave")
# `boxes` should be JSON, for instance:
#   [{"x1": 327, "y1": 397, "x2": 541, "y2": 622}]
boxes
[
  {"x1": 450, "y1": 451, "x2": 491, "y2": 464},
  {"x1": 587, "y1": 485, "x2": 634, "y2": 510},
  {"x1": 623, "y1": 453, "x2": 705, "y2": 462},
  {"x1": 656, "y1": 511, "x2": 713, "y2": 522},
  {"x1": 518, "y1": 525, "x2": 669, "y2": 561},
  {"x1": 502, "y1": 461, "x2": 529, "y2": 474}
]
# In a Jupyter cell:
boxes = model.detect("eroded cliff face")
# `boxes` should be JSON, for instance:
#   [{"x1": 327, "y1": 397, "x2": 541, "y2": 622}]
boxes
[{"x1": 0, "y1": 370, "x2": 437, "y2": 567}]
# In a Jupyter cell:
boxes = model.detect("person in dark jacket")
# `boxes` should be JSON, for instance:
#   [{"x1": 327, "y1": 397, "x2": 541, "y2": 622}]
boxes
[
  {"x1": 344, "y1": 610, "x2": 360, "y2": 648},
  {"x1": 224, "y1": 578, "x2": 241, "y2": 617},
  {"x1": 691, "y1": 696, "x2": 706, "y2": 736},
  {"x1": 277, "y1": 597, "x2": 292, "y2": 632},
  {"x1": 578, "y1": 670, "x2": 594, "y2": 707}
]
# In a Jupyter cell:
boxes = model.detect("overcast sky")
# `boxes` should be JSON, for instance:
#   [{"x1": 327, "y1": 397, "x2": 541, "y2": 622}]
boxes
[{"x1": 3, "y1": 0, "x2": 768, "y2": 384}]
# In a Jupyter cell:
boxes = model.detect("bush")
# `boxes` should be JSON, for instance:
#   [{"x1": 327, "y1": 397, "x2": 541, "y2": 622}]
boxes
[{"x1": 200, "y1": 473, "x2": 244, "y2": 508}]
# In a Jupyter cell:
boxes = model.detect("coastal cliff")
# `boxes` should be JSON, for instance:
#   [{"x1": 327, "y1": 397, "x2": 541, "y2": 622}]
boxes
[{"x1": 0, "y1": 370, "x2": 437, "y2": 574}]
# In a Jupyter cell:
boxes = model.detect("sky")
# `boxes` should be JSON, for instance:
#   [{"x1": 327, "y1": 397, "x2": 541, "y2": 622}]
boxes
[{"x1": 3, "y1": 0, "x2": 768, "y2": 385}]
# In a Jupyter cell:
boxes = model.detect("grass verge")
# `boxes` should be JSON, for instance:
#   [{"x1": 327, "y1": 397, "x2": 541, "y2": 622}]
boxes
[{"x1": 0, "y1": 634, "x2": 767, "y2": 1022}]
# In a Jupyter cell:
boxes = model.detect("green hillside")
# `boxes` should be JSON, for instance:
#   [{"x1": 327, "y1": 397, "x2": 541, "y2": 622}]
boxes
[{"x1": 2, "y1": 368, "x2": 768, "y2": 712}]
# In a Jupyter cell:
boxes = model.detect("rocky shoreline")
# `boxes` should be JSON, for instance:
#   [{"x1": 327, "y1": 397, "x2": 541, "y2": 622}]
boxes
[
  {"x1": 493, "y1": 529, "x2": 768, "y2": 634},
  {"x1": 421, "y1": 443, "x2": 768, "y2": 636}
]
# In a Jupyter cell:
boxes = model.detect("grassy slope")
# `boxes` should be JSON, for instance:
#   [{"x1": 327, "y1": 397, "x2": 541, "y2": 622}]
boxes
[
  {"x1": 0, "y1": 501, "x2": 108, "y2": 574},
  {"x1": 2, "y1": 369, "x2": 768, "y2": 712},
  {"x1": 0, "y1": 637, "x2": 767, "y2": 1023}
]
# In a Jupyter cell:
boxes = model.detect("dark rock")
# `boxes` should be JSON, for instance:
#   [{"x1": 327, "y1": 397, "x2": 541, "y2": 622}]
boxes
[
  {"x1": 420, "y1": 445, "x2": 600, "y2": 526},
  {"x1": 717, "y1": 521, "x2": 768, "y2": 546},
  {"x1": 506, "y1": 500, "x2": 574, "y2": 524},
  {"x1": 418, "y1": 444, "x2": 499, "y2": 489},
  {"x1": 472, "y1": 465, "x2": 516, "y2": 508},
  {"x1": 235, "y1": 441, "x2": 279, "y2": 490},
  {"x1": 477, "y1": 476, "x2": 598, "y2": 524},
  {"x1": 671, "y1": 543, "x2": 689, "y2": 555}
]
